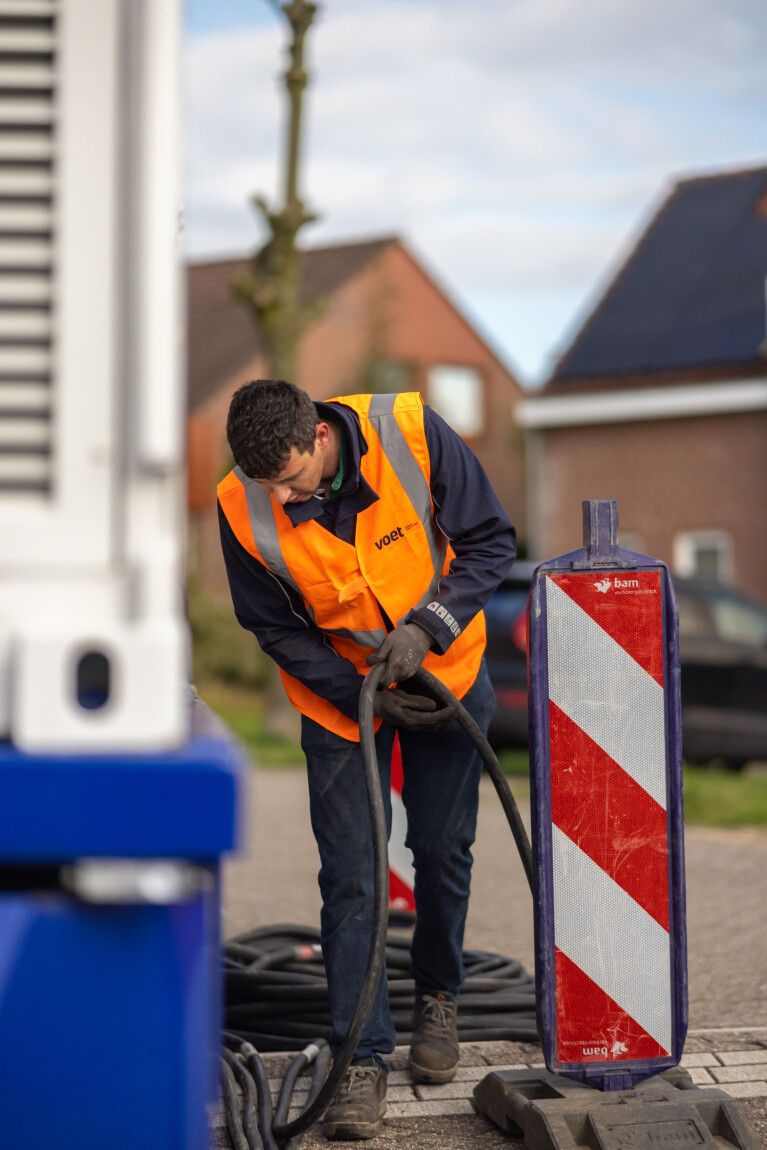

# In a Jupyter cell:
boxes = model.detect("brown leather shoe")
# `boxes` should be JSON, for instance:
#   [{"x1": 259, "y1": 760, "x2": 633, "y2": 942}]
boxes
[
  {"x1": 322, "y1": 1062, "x2": 387, "y2": 1141},
  {"x1": 409, "y1": 992, "x2": 460, "y2": 1084}
]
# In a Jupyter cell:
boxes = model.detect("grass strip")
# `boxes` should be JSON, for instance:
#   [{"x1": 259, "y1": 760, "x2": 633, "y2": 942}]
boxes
[{"x1": 199, "y1": 682, "x2": 767, "y2": 827}]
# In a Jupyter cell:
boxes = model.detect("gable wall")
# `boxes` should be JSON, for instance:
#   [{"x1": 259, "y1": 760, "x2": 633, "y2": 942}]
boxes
[
  {"x1": 530, "y1": 409, "x2": 767, "y2": 600},
  {"x1": 296, "y1": 243, "x2": 526, "y2": 542},
  {"x1": 382, "y1": 244, "x2": 527, "y2": 540},
  {"x1": 295, "y1": 255, "x2": 390, "y2": 399}
]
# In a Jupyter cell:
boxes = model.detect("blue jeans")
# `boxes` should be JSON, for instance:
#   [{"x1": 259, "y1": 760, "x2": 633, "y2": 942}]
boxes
[{"x1": 301, "y1": 661, "x2": 496, "y2": 1061}]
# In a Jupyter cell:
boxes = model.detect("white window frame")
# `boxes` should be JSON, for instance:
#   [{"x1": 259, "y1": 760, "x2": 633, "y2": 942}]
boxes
[
  {"x1": 427, "y1": 365, "x2": 484, "y2": 438},
  {"x1": 673, "y1": 530, "x2": 734, "y2": 583}
]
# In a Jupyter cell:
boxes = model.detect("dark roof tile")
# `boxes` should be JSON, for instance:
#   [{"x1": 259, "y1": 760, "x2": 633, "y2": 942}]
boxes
[{"x1": 549, "y1": 166, "x2": 767, "y2": 386}]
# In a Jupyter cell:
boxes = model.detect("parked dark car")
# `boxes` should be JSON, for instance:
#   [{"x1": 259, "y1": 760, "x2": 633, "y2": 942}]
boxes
[
  {"x1": 484, "y1": 560, "x2": 537, "y2": 749},
  {"x1": 675, "y1": 576, "x2": 767, "y2": 769},
  {"x1": 485, "y1": 563, "x2": 767, "y2": 770}
]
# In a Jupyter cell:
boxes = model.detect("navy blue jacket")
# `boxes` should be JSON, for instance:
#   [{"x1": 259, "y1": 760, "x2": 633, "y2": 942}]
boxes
[{"x1": 218, "y1": 399, "x2": 516, "y2": 720}]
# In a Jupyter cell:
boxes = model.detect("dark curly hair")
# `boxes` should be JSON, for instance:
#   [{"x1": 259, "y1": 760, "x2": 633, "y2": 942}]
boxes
[{"x1": 226, "y1": 380, "x2": 319, "y2": 479}]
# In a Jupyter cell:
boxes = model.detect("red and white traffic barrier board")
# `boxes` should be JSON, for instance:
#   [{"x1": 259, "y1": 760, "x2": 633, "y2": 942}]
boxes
[
  {"x1": 529, "y1": 502, "x2": 686, "y2": 1091},
  {"x1": 389, "y1": 734, "x2": 416, "y2": 911}
]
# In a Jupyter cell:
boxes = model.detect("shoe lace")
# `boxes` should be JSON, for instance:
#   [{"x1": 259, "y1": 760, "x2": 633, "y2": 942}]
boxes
[
  {"x1": 339, "y1": 1066, "x2": 378, "y2": 1098},
  {"x1": 419, "y1": 995, "x2": 453, "y2": 1035}
]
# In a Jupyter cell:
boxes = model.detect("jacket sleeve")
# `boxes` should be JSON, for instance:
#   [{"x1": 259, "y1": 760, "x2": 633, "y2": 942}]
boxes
[
  {"x1": 218, "y1": 503, "x2": 365, "y2": 720},
  {"x1": 405, "y1": 406, "x2": 517, "y2": 653}
]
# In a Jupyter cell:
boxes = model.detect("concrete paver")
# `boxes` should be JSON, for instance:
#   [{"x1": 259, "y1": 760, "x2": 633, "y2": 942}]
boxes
[
  {"x1": 721, "y1": 1052, "x2": 767, "y2": 1067},
  {"x1": 685, "y1": 1066, "x2": 717, "y2": 1085},
  {"x1": 681, "y1": 1051, "x2": 721, "y2": 1067},
  {"x1": 711, "y1": 1063, "x2": 767, "y2": 1084}
]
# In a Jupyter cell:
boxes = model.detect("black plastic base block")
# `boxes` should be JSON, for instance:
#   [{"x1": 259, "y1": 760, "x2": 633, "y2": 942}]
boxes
[{"x1": 473, "y1": 1066, "x2": 762, "y2": 1150}]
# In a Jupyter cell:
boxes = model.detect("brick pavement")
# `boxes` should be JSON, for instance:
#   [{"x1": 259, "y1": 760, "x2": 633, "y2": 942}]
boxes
[{"x1": 211, "y1": 1032, "x2": 767, "y2": 1148}]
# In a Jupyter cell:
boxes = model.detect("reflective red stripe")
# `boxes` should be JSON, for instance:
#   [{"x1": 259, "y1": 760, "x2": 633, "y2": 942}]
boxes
[
  {"x1": 549, "y1": 700, "x2": 669, "y2": 931},
  {"x1": 552, "y1": 570, "x2": 664, "y2": 686},
  {"x1": 555, "y1": 947, "x2": 670, "y2": 1062},
  {"x1": 389, "y1": 736, "x2": 415, "y2": 911},
  {"x1": 389, "y1": 870, "x2": 415, "y2": 911}
]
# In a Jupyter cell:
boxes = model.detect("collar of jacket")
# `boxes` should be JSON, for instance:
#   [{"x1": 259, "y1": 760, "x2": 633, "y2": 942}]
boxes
[{"x1": 282, "y1": 399, "x2": 379, "y2": 527}]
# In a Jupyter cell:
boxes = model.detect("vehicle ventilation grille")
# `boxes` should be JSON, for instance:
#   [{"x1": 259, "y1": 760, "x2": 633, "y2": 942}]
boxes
[{"x1": 0, "y1": 2, "x2": 56, "y2": 497}]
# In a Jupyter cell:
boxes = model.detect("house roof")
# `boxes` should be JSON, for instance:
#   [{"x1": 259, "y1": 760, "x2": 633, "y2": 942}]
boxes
[
  {"x1": 548, "y1": 165, "x2": 767, "y2": 389},
  {"x1": 186, "y1": 236, "x2": 396, "y2": 408}
]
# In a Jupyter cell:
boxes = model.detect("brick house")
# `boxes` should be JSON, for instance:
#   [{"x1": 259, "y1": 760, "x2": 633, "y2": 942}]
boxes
[
  {"x1": 187, "y1": 236, "x2": 526, "y2": 594},
  {"x1": 517, "y1": 165, "x2": 767, "y2": 602}
]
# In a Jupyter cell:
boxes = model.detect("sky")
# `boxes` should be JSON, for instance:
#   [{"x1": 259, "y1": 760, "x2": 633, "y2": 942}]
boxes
[{"x1": 183, "y1": 0, "x2": 767, "y2": 387}]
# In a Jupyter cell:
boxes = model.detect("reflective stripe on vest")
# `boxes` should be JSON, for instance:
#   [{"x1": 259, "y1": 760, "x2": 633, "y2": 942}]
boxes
[
  {"x1": 367, "y1": 394, "x2": 447, "y2": 615},
  {"x1": 233, "y1": 464, "x2": 387, "y2": 649}
]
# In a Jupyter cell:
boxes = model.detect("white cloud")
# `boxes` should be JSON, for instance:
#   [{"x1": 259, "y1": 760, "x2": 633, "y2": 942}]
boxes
[{"x1": 183, "y1": 0, "x2": 767, "y2": 381}]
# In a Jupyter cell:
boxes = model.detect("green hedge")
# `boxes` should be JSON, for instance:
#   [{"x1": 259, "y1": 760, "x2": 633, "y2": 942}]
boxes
[{"x1": 187, "y1": 580, "x2": 269, "y2": 691}]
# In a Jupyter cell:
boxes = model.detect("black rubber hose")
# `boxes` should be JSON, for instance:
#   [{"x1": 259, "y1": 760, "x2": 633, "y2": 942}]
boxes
[
  {"x1": 273, "y1": 1048, "x2": 313, "y2": 1129},
  {"x1": 306, "y1": 1042, "x2": 333, "y2": 1109},
  {"x1": 222, "y1": 1048, "x2": 263, "y2": 1150},
  {"x1": 268, "y1": 661, "x2": 391, "y2": 1141},
  {"x1": 242, "y1": 1043, "x2": 279, "y2": 1150},
  {"x1": 272, "y1": 1040, "x2": 332, "y2": 1143},
  {"x1": 220, "y1": 1057, "x2": 252, "y2": 1150}
]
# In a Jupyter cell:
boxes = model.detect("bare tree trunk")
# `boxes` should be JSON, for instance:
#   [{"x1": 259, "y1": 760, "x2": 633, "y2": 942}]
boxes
[{"x1": 232, "y1": 2, "x2": 321, "y2": 742}]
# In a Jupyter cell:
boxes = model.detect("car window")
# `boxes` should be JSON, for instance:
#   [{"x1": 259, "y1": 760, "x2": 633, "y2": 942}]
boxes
[
  {"x1": 676, "y1": 590, "x2": 715, "y2": 639},
  {"x1": 707, "y1": 591, "x2": 767, "y2": 647},
  {"x1": 484, "y1": 589, "x2": 529, "y2": 629}
]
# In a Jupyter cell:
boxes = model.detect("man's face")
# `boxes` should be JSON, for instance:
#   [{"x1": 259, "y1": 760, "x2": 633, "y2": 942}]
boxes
[{"x1": 253, "y1": 438, "x2": 324, "y2": 506}]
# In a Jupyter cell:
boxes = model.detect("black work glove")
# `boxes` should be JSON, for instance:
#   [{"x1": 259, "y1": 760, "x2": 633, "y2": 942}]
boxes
[
  {"x1": 366, "y1": 623, "x2": 433, "y2": 687},
  {"x1": 373, "y1": 687, "x2": 457, "y2": 731}
]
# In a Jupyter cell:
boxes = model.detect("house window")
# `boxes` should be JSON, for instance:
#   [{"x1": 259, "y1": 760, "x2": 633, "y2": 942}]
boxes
[
  {"x1": 673, "y1": 530, "x2": 733, "y2": 582},
  {"x1": 427, "y1": 366, "x2": 484, "y2": 437}
]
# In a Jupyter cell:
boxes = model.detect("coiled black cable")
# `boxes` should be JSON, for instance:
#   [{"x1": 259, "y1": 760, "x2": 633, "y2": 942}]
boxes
[
  {"x1": 223, "y1": 922, "x2": 538, "y2": 1050},
  {"x1": 221, "y1": 664, "x2": 537, "y2": 1147}
]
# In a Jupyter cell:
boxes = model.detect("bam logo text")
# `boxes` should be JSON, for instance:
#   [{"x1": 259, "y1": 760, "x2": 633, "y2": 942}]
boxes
[{"x1": 594, "y1": 576, "x2": 640, "y2": 594}]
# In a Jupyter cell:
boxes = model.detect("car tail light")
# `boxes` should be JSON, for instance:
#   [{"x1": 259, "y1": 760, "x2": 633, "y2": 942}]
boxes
[
  {"x1": 511, "y1": 612, "x2": 527, "y2": 653},
  {"x1": 497, "y1": 688, "x2": 528, "y2": 709}
]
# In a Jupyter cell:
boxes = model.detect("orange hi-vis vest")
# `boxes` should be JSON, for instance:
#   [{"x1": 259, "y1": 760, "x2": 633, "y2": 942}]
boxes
[{"x1": 217, "y1": 392, "x2": 486, "y2": 740}]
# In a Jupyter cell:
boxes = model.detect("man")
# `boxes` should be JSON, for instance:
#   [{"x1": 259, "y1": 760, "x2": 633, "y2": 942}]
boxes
[{"x1": 218, "y1": 380, "x2": 515, "y2": 1140}]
